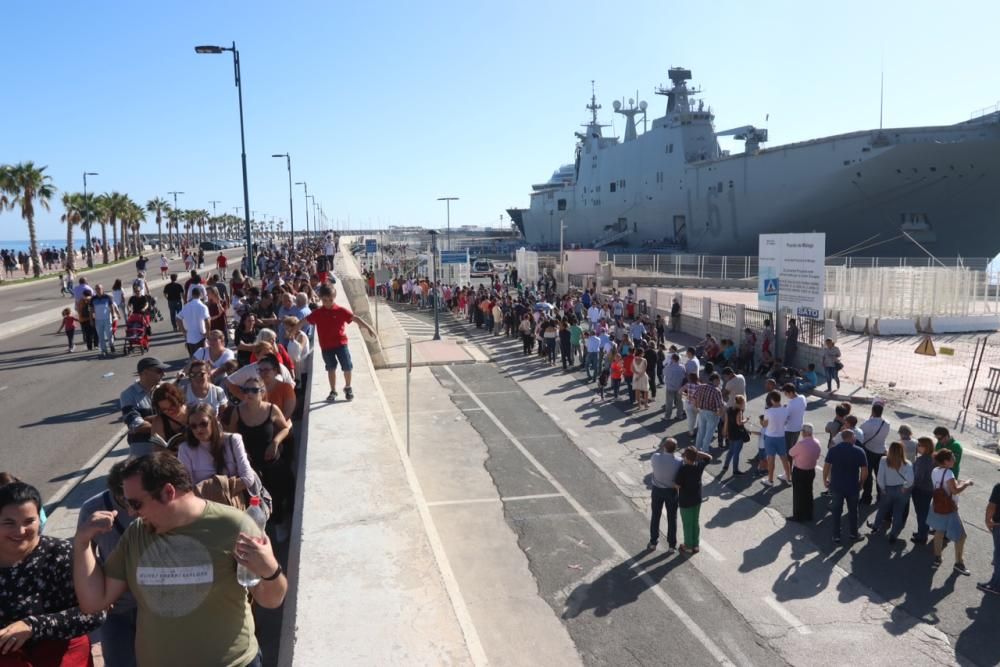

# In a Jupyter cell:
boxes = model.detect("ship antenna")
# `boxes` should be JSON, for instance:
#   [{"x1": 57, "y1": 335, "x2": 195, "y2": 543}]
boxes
[
  {"x1": 587, "y1": 80, "x2": 600, "y2": 125},
  {"x1": 879, "y1": 68, "x2": 884, "y2": 130}
]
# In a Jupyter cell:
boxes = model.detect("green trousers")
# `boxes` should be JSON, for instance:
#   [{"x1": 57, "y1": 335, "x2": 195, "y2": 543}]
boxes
[{"x1": 680, "y1": 504, "x2": 701, "y2": 548}]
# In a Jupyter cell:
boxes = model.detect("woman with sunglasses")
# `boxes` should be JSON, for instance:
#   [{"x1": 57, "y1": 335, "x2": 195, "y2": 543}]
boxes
[
  {"x1": 227, "y1": 376, "x2": 293, "y2": 539},
  {"x1": 253, "y1": 355, "x2": 297, "y2": 421},
  {"x1": 177, "y1": 403, "x2": 256, "y2": 494},
  {"x1": 182, "y1": 360, "x2": 228, "y2": 415},
  {"x1": 234, "y1": 312, "x2": 258, "y2": 367}
]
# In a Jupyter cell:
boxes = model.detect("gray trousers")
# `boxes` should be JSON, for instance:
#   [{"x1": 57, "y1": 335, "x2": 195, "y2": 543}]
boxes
[{"x1": 664, "y1": 390, "x2": 684, "y2": 420}]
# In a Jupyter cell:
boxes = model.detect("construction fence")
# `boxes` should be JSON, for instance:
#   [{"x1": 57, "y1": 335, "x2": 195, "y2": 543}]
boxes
[{"x1": 636, "y1": 286, "x2": 1000, "y2": 435}]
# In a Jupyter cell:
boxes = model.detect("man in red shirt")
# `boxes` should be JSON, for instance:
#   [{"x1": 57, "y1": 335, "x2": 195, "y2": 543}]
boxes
[
  {"x1": 305, "y1": 284, "x2": 375, "y2": 401},
  {"x1": 216, "y1": 251, "x2": 228, "y2": 279}
]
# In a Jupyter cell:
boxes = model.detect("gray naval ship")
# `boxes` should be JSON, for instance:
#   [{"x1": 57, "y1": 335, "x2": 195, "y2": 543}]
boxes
[{"x1": 507, "y1": 68, "x2": 1000, "y2": 257}]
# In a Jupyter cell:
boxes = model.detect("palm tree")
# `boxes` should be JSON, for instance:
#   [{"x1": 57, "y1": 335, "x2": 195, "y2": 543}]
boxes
[
  {"x1": 79, "y1": 192, "x2": 99, "y2": 268},
  {"x1": 94, "y1": 196, "x2": 111, "y2": 265},
  {"x1": 146, "y1": 197, "x2": 169, "y2": 252},
  {"x1": 0, "y1": 162, "x2": 56, "y2": 277},
  {"x1": 60, "y1": 192, "x2": 84, "y2": 271},
  {"x1": 96, "y1": 192, "x2": 129, "y2": 265},
  {"x1": 165, "y1": 205, "x2": 178, "y2": 251},
  {"x1": 122, "y1": 199, "x2": 144, "y2": 256},
  {"x1": 196, "y1": 209, "x2": 209, "y2": 243},
  {"x1": 183, "y1": 209, "x2": 197, "y2": 246}
]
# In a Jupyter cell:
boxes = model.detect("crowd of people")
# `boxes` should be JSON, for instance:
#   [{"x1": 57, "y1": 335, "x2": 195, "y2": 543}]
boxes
[
  {"x1": 0, "y1": 233, "x2": 364, "y2": 666},
  {"x1": 396, "y1": 273, "x2": 999, "y2": 599}
]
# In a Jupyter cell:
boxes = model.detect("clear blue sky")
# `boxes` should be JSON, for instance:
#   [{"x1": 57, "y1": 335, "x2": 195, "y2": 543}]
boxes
[{"x1": 3, "y1": 0, "x2": 999, "y2": 241}]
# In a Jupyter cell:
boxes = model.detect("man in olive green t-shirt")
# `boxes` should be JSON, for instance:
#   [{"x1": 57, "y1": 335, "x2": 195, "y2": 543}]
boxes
[
  {"x1": 73, "y1": 453, "x2": 287, "y2": 667},
  {"x1": 933, "y1": 426, "x2": 964, "y2": 480}
]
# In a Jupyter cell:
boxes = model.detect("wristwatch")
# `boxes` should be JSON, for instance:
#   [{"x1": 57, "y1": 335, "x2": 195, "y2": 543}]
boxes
[{"x1": 261, "y1": 564, "x2": 283, "y2": 581}]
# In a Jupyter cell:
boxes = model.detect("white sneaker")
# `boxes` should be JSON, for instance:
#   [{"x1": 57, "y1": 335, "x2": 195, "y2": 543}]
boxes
[
  {"x1": 761, "y1": 479, "x2": 774, "y2": 487},
  {"x1": 778, "y1": 473, "x2": 787, "y2": 482}
]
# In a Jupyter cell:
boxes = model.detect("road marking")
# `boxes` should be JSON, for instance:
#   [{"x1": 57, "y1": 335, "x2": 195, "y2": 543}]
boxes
[
  {"x1": 427, "y1": 493, "x2": 564, "y2": 507},
  {"x1": 763, "y1": 596, "x2": 812, "y2": 635},
  {"x1": 962, "y1": 446, "x2": 1000, "y2": 466},
  {"x1": 12, "y1": 305, "x2": 33, "y2": 311},
  {"x1": 616, "y1": 471, "x2": 636, "y2": 486},
  {"x1": 718, "y1": 632, "x2": 755, "y2": 667},
  {"x1": 566, "y1": 428, "x2": 579, "y2": 438},
  {"x1": 698, "y1": 539, "x2": 726, "y2": 562},
  {"x1": 443, "y1": 366, "x2": 735, "y2": 666},
  {"x1": 587, "y1": 447, "x2": 602, "y2": 458}
]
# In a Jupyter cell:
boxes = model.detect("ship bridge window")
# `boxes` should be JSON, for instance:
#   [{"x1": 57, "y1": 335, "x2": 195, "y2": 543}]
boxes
[
  {"x1": 557, "y1": 198, "x2": 567, "y2": 211},
  {"x1": 665, "y1": 143, "x2": 674, "y2": 154},
  {"x1": 609, "y1": 182, "x2": 617, "y2": 193}
]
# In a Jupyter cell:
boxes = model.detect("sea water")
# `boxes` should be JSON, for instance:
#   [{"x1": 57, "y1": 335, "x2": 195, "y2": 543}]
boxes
[{"x1": 0, "y1": 239, "x2": 70, "y2": 254}]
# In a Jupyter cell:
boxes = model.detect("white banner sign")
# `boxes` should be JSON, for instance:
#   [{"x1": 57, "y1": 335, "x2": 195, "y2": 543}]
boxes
[{"x1": 758, "y1": 233, "x2": 825, "y2": 319}]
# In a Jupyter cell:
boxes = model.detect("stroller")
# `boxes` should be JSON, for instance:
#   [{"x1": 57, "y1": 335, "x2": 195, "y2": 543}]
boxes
[{"x1": 124, "y1": 313, "x2": 150, "y2": 354}]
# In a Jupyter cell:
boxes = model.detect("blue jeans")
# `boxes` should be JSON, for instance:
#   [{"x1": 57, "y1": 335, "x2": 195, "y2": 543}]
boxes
[
  {"x1": 722, "y1": 439, "x2": 744, "y2": 473},
  {"x1": 100, "y1": 609, "x2": 137, "y2": 667},
  {"x1": 96, "y1": 316, "x2": 113, "y2": 354},
  {"x1": 696, "y1": 411, "x2": 720, "y2": 452},
  {"x1": 873, "y1": 485, "x2": 909, "y2": 538},
  {"x1": 585, "y1": 351, "x2": 599, "y2": 380},
  {"x1": 911, "y1": 487, "x2": 932, "y2": 541},
  {"x1": 664, "y1": 390, "x2": 684, "y2": 420},
  {"x1": 825, "y1": 366, "x2": 840, "y2": 391},
  {"x1": 989, "y1": 526, "x2": 1000, "y2": 588},
  {"x1": 831, "y1": 489, "x2": 860, "y2": 538}
]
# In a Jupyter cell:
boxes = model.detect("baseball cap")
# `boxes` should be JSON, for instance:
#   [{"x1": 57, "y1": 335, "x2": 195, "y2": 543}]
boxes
[{"x1": 137, "y1": 357, "x2": 169, "y2": 374}]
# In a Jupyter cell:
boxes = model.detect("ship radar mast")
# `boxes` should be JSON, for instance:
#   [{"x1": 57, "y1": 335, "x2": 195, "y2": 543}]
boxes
[
  {"x1": 613, "y1": 97, "x2": 647, "y2": 142},
  {"x1": 578, "y1": 80, "x2": 610, "y2": 140},
  {"x1": 655, "y1": 67, "x2": 700, "y2": 114}
]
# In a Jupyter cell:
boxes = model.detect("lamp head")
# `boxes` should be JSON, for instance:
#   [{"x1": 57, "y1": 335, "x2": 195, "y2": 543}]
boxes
[
  {"x1": 271, "y1": 153, "x2": 286, "y2": 158},
  {"x1": 195, "y1": 45, "x2": 225, "y2": 54}
]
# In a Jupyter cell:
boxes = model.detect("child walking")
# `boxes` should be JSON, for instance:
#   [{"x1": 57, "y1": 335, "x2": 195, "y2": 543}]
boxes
[
  {"x1": 305, "y1": 284, "x2": 377, "y2": 402},
  {"x1": 56, "y1": 307, "x2": 79, "y2": 352}
]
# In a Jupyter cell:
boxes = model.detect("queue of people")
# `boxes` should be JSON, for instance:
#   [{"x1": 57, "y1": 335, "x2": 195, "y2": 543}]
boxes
[{"x1": 0, "y1": 236, "x2": 347, "y2": 666}]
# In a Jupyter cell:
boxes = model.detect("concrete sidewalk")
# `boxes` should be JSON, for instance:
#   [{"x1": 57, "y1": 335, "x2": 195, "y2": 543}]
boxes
[{"x1": 279, "y1": 252, "x2": 478, "y2": 666}]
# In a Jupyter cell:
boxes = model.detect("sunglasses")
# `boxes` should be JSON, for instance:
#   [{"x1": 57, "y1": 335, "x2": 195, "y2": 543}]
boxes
[
  {"x1": 189, "y1": 420, "x2": 212, "y2": 430},
  {"x1": 242, "y1": 386, "x2": 263, "y2": 394},
  {"x1": 190, "y1": 372, "x2": 207, "y2": 378}
]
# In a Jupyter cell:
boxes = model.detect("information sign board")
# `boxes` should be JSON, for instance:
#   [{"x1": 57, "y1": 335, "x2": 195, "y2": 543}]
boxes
[{"x1": 758, "y1": 233, "x2": 825, "y2": 318}]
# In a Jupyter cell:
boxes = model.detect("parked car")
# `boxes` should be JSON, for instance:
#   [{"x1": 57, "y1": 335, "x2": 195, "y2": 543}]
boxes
[{"x1": 200, "y1": 240, "x2": 223, "y2": 251}]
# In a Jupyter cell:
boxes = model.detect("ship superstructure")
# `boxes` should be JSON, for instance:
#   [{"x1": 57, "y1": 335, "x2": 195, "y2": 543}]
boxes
[{"x1": 507, "y1": 68, "x2": 1000, "y2": 257}]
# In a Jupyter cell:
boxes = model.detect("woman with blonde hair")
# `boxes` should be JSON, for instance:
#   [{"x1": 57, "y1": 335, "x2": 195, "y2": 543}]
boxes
[{"x1": 868, "y1": 441, "x2": 913, "y2": 544}]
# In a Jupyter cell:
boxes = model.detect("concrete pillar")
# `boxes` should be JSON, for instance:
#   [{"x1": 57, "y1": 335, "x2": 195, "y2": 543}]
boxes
[
  {"x1": 702, "y1": 297, "x2": 712, "y2": 323},
  {"x1": 649, "y1": 288, "x2": 659, "y2": 314},
  {"x1": 735, "y1": 304, "x2": 746, "y2": 334},
  {"x1": 824, "y1": 319, "x2": 837, "y2": 342}
]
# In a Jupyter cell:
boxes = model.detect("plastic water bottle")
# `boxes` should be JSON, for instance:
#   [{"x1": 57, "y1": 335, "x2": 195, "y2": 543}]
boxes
[{"x1": 236, "y1": 496, "x2": 267, "y2": 588}]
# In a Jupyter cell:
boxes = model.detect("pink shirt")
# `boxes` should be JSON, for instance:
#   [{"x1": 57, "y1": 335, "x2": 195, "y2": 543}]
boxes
[{"x1": 789, "y1": 436, "x2": 822, "y2": 470}]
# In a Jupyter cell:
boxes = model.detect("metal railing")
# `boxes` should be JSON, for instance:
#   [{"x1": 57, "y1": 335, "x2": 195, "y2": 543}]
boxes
[
  {"x1": 608, "y1": 253, "x2": 992, "y2": 280},
  {"x1": 715, "y1": 302, "x2": 737, "y2": 325},
  {"x1": 744, "y1": 307, "x2": 773, "y2": 332}
]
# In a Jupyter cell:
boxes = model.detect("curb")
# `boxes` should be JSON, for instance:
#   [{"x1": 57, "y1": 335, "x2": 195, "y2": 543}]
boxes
[{"x1": 44, "y1": 427, "x2": 127, "y2": 515}]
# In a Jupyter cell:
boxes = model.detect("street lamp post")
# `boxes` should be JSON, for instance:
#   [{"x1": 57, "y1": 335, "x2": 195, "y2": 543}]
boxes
[
  {"x1": 272, "y1": 153, "x2": 295, "y2": 249},
  {"x1": 559, "y1": 217, "x2": 566, "y2": 290},
  {"x1": 436, "y1": 197, "x2": 458, "y2": 250},
  {"x1": 82, "y1": 172, "x2": 98, "y2": 268},
  {"x1": 295, "y1": 181, "x2": 310, "y2": 240},
  {"x1": 195, "y1": 41, "x2": 254, "y2": 277},
  {"x1": 168, "y1": 191, "x2": 184, "y2": 250},
  {"x1": 429, "y1": 229, "x2": 440, "y2": 340}
]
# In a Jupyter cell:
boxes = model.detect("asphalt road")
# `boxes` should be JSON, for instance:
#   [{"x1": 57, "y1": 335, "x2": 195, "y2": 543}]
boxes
[
  {"x1": 392, "y1": 302, "x2": 1000, "y2": 666},
  {"x1": 0, "y1": 250, "x2": 243, "y2": 505}
]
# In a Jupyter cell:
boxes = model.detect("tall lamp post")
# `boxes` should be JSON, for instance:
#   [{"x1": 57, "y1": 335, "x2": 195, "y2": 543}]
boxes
[
  {"x1": 168, "y1": 191, "x2": 184, "y2": 249},
  {"x1": 295, "y1": 181, "x2": 310, "y2": 239},
  {"x1": 436, "y1": 196, "x2": 458, "y2": 250},
  {"x1": 428, "y1": 229, "x2": 441, "y2": 340},
  {"x1": 195, "y1": 41, "x2": 254, "y2": 276},
  {"x1": 82, "y1": 172, "x2": 98, "y2": 268},
  {"x1": 272, "y1": 153, "x2": 295, "y2": 248}
]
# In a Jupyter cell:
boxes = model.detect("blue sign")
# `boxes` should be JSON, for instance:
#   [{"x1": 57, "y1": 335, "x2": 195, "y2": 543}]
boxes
[
  {"x1": 797, "y1": 306, "x2": 820, "y2": 319},
  {"x1": 440, "y1": 250, "x2": 467, "y2": 265},
  {"x1": 763, "y1": 278, "x2": 779, "y2": 296},
  {"x1": 365, "y1": 239, "x2": 377, "y2": 254}
]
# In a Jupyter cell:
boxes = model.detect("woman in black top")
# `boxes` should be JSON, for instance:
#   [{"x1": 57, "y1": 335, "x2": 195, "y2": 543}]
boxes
[
  {"x1": 234, "y1": 312, "x2": 259, "y2": 367},
  {"x1": 675, "y1": 446, "x2": 712, "y2": 553},
  {"x1": 0, "y1": 482, "x2": 103, "y2": 665}
]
